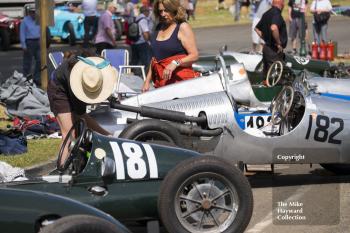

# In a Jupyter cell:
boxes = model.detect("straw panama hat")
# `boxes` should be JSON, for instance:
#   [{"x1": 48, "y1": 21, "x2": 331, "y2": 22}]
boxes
[{"x1": 70, "y1": 57, "x2": 118, "y2": 104}]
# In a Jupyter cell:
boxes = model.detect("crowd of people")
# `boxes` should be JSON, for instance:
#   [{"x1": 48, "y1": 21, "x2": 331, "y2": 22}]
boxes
[
  {"x1": 45, "y1": 0, "x2": 199, "y2": 166},
  {"x1": 16, "y1": 0, "x2": 339, "y2": 168}
]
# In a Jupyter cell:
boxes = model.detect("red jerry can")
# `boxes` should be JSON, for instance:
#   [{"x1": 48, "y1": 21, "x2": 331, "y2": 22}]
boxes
[
  {"x1": 319, "y1": 41, "x2": 327, "y2": 61},
  {"x1": 311, "y1": 41, "x2": 318, "y2": 59},
  {"x1": 327, "y1": 40, "x2": 335, "y2": 61}
]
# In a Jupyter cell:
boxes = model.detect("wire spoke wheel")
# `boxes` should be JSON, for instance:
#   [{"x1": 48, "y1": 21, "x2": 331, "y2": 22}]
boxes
[
  {"x1": 266, "y1": 61, "x2": 283, "y2": 87},
  {"x1": 175, "y1": 173, "x2": 239, "y2": 233}
]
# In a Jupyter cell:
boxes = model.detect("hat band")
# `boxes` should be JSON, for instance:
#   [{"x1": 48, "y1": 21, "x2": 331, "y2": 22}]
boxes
[{"x1": 77, "y1": 56, "x2": 111, "y2": 69}]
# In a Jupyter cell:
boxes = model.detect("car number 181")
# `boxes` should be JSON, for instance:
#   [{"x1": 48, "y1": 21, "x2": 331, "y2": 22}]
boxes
[{"x1": 109, "y1": 142, "x2": 159, "y2": 180}]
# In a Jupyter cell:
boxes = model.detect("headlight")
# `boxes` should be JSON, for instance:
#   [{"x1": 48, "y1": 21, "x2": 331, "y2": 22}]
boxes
[
  {"x1": 77, "y1": 16, "x2": 84, "y2": 24},
  {"x1": 8, "y1": 22, "x2": 14, "y2": 29}
]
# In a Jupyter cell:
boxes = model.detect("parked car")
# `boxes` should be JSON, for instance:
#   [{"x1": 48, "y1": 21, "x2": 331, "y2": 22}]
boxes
[
  {"x1": 88, "y1": 55, "x2": 350, "y2": 175},
  {"x1": 3, "y1": 119, "x2": 253, "y2": 233},
  {"x1": 0, "y1": 12, "x2": 20, "y2": 51},
  {"x1": 49, "y1": 3, "x2": 84, "y2": 45},
  {"x1": 49, "y1": 1, "x2": 124, "y2": 45},
  {"x1": 0, "y1": 187, "x2": 130, "y2": 233}
]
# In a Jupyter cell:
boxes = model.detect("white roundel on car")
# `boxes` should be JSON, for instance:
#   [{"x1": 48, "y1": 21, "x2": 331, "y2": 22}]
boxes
[
  {"x1": 294, "y1": 56, "x2": 310, "y2": 65},
  {"x1": 94, "y1": 148, "x2": 106, "y2": 160}
]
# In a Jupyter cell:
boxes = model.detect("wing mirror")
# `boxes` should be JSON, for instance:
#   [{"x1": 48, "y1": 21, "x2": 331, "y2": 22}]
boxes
[{"x1": 101, "y1": 157, "x2": 116, "y2": 178}]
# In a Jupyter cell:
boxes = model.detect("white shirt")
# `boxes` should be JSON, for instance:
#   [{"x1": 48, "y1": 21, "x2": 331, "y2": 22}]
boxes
[
  {"x1": 310, "y1": 0, "x2": 332, "y2": 11},
  {"x1": 135, "y1": 13, "x2": 150, "y2": 44},
  {"x1": 81, "y1": 0, "x2": 97, "y2": 16}
]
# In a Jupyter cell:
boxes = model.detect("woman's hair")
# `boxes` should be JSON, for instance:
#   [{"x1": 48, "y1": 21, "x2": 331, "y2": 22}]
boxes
[
  {"x1": 153, "y1": 0, "x2": 187, "y2": 23},
  {"x1": 64, "y1": 48, "x2": 97, "y2": 70}
]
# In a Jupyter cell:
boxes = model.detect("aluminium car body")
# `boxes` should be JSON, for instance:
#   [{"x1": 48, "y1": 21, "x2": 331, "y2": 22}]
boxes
[{"x1": 91, "y1": 55, "x2": 350, "y2": 175}]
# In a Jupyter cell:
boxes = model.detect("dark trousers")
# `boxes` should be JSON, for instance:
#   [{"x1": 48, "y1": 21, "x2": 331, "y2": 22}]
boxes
[
  {"x1": 83, "y1": 16, "x2": 97, "y2": 48},
  {"x1": 95, "y1": 42, "x2": 114, "y2": 55},
  {"x1": 262, "y1": 45, "x2": 285, "y2": 75},
  {"x1": 23, "y1": 39, "x2": 41, "y2": 86},
  {"x1": 131, "y1": 42, "x2": 152, "y2": 72}
]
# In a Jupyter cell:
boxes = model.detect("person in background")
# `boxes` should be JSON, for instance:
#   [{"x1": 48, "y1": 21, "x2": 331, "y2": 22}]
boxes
[
  {"x1": 95, "y1": 2, "x2": 117, "y2": 55},
  {"x1": 192, "y1": 0, "x2": 197, "y2": 20},
  {"x1": 47, "y1": 49, "x2": 116, "y2": 169},
  {"x1": 234, "y1": 0, "x2": 241, "y2": 21},
  {"x1": 131, "y1": 6, "x2": 152, "y2": 71},
  {"x1": 20, "y1": 4, "x2": 41, "y2": 86},
  {"x1": 81, "y1": 0, "x2": 98, "y2": 48},
  {"x1": 310, "y1": 0, "x2": 332, "y2": 45},
  {"x1": 216, "y1": 0, "x2": 227, "y2": 10},
  {"x1": 251, "y1": 0, "x2": 271, "y2": 53},
  {"x1": 255, "y1": 0, "x2": 287, "y2": 75},
  {"x1": 142, "y1": 0, "x2": 199, "y2": 92},
  {"x1": 288, "y1": 0, "x2": 308, "y2": 55},
  {"x1": 240, "y1": 0, "x2": 251, "y2": 19}
]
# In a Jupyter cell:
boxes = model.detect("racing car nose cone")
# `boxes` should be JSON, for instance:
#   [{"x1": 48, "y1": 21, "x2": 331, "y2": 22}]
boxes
[{"x1": 201, "y1": 199, "x2": 212, "y2": 210}]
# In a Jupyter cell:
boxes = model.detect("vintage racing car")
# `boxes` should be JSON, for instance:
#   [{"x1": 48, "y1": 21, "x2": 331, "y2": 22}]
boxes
[
  {"x1": 49, "y1": 2, "x2": 85, "y2": 45},
  {"x1": 193, "y1": 50, "x2": 350, "y2": 86},
  {"x1": 91, "y1": 56, "x2": 350, "y2": 176},
  {"x1": 2, "y1": 119, "x2": 253, "y2": 233},
  {"x1": 49, "y1": 1, "x2": 124, "y2": 45},
  {"x1": 0, "y1": 12, "x2": 21, "y2": 51},
  {"x1": 0, "y1": 187, "x2": 130, "y2": 233}
]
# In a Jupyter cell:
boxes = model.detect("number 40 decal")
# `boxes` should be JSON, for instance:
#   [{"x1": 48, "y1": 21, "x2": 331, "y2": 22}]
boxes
[
  {"x1": 305, "y1": 115, "x2": 344, "y2": 144},
  {"x1": 109, "y1": 142, "x2": 158, "y2": 180}
]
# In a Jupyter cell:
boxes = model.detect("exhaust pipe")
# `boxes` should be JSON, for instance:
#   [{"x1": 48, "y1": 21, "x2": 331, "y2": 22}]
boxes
[{"x1": 110, "y1": 102, "x2": 207, "y2": 124}]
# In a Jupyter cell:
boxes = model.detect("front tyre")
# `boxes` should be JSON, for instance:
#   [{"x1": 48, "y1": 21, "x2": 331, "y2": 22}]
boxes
[
  {"x1": 158, "y1": 156, "x2": 253, "y2": 233},
  {"x1": 65, "y1": 22, "x2": 76, "y2": 46},
  {"x1": 40, "y1": 215, "x2": 127, "y2": 233}
]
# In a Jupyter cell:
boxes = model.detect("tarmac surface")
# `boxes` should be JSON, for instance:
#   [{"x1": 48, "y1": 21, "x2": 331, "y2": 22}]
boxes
[{"x1": 0, "y1": 16, "x2": 349, "y2": 82}]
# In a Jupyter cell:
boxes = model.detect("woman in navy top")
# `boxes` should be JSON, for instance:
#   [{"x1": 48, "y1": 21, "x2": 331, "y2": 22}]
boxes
[{"x1": 142, "y1": 0, "x2": 199, "y2": 91}]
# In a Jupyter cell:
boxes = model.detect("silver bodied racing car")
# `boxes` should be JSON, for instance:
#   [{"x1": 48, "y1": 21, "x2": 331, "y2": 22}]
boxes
[{"x1": 92, "y1": 56, "x2": 350, "y2": 175}]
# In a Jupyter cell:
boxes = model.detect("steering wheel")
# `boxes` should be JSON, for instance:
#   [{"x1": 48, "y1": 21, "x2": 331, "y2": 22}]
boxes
[
  {"x1": 266, "y1": 61, "x2": 284, "y2": 87},
  {"x1": 271, "y1": 86, "x2": 294, "y2": 125},
  {"x1": 57, "y1": 119, "x2": 87, "y2": 172}
]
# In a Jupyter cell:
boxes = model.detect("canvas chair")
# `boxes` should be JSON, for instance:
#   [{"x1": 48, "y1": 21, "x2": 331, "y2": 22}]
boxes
[
  {"x1": 48, "y1": 51, "x2": 64, "y2": 70},
  {"x1": 101, "y1": 49, "x2": 146, "y2": 96}
]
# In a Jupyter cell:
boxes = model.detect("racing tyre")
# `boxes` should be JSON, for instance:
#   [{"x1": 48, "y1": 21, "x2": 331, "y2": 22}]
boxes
[
  {"x1": 158, "y1": 156, "x2": 253, "y2": 233},
  {"x1": 320, "y1": 164, "x2": 350, "y2": 175},
  {"x1": 65, "y1": 22, "x2": 76, "y2": 46},
  {"x1": 0, "y1": 28, "x2": 10, "y2": 51},
  {"x1": 40, "y1": 215, "x2": 126, "y2": 233},
  {"x1": 119, "y1": 119, "x2": 182, "y2": 147}
]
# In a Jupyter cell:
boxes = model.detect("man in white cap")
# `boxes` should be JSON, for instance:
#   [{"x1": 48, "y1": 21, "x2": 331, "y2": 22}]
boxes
[
  {"x1": 47, "y1": 50, "x2": 117, "y2": 169},
  {"x1": 20, "y1": 4, "x2": 41, "y2": 86}
]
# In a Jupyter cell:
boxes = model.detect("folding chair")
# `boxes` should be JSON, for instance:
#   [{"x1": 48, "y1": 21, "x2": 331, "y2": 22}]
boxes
[
  {"x1": 101, "y1": 49, "x2": 146, "y2": 96},
  {"x1": 48, "y1": 51, "x2": 64, "y2": 69}
]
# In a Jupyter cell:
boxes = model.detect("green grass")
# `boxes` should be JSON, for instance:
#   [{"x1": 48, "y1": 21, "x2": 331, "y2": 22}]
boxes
[
  {"x1": 189, "y1": 0, "x2": 350, "y2": 28},
  {"x1": 0, "y1": 105, "x2": 60, "y2": 168},
  {"x1": 0, "y1": 139, "x2": 60, "y2": 168}
]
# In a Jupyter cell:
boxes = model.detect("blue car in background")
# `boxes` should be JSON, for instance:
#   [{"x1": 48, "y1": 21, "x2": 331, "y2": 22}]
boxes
[
  {"x1": 49, "y1": 4, "x2": 85, "y2": 45},
  {"x1": 49, "y1": 2, "x2": 123, "y2": 46}
]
